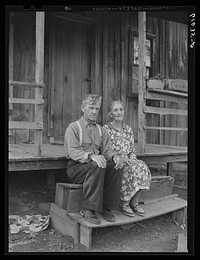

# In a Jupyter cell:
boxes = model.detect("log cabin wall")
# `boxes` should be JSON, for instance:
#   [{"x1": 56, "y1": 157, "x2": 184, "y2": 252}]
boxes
[{"x1": 9, "y1": 12, "x2": 188, "y2": 146}]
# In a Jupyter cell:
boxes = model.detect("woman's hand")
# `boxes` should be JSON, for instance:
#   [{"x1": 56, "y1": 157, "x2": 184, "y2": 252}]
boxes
[
  {"x1": 113, "y1": 155, "x2": 125, "y2": 170},
  {"x1": 90, "y1": 154, "x2": 107, "y2": 168}
]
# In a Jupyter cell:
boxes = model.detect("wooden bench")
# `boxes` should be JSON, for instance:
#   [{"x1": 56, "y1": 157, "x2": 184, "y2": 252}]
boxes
[{"x1": 50, "y1": 181, "x2": 187, "y2": 249}]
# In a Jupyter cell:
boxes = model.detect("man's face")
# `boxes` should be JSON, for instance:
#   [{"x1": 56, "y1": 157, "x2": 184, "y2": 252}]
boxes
[{"x1": 82, "y1": 102, "x2": 101, "y2": 122}]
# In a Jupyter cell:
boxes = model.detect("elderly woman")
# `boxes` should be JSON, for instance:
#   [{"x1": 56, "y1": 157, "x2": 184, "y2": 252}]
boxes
[{"x1": 103, "y1": 100, "x2": 151, "y2": 217}]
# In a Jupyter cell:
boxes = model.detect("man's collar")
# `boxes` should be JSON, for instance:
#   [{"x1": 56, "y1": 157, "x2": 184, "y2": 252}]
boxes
[{"x1": 80, "y1": 116, "x2": 97, "y2": 127}]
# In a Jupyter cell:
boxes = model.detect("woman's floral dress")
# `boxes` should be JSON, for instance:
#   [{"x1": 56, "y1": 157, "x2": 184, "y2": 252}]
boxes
[{"x1": 103, "y1": 122, "x2": 151, "y2": 202}]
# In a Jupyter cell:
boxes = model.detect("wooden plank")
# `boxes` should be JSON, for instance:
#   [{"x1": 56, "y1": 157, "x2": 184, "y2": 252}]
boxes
[
  {"x1": 79, "y1": 225, "x2": 92, "y2": 249},
  {"x1": 94, "y1": 19, "x2": 102, "y2": 97},
  {"x1": 144, "y1": 91, "x2": 188, "y2": 104},
  {"x1": 129, "y1": 27, "x2": 156, "y2": 38},
  {"x1": 90, "y1": 23, "x2": 95, "y2": 95},
  {"x1": 102, "y1": 18, "x2": 109, "y2": 125},
  {"x1": 8, "y1": 143, "x2": 187, "y2": 171},
  {"x1": 56, "y1": 13, "x2": 97, "y2": 25},
  {"x1": 9, "y1": 12, "x2": 14, "y2": 143},
  {"x1": 143, "y1": 194, "x2": 178, "y2": 205},
  {"x1": 145, "y1": 126, "x2": 187, "y2": 131},
  {"x1": 35, "y1": 12, "x2": 45, "y2": 156},
  {"x1": 138, "y1": 12, "x2": 146, "y2": 153},
  {"x1": 166, "y1": 79, "x2": 188, "y2": 93},
  {"x1": 147, "y1": 79, "x2": 165, "y2": 90},
  {"x1": 177, "y1": 103, "x2": 188, "y2": 146},
  {"x1": 9, "y1": 98, "x2": 44, "y2": 104},
  {"x1": 114, "y1": 15, "x2": 121, "y2": 98},
  {"x1": 9, "y1": 12, "x2": 14, "y2": 111},
  {"x1": 50, "y1": 203, "x2": 76, "y2": 238},
  {"x1": 143, "y1": 106, "x2": 187, "y2": 116},
  {"x1": 108, "y1": 18, "x2": 115, "y2": 102},
  {"x1": 147, "y1": 88, "x2": 188, "y2": 98},
  {"x1": 49, "y1": 14, "x2": 56, "y2": 136},
  {"x1": 8, "y1": 143, "x2": 187, "y2": 158},
  {"x1": 9, "y1": 121, "x2": 43, "y2": 130},
  {"x1": 55, "y1": 17, "x2": 64, "y2": 138},
  {"x1": 69, "y1": 196, "x2": 187, "y2": 229},
  {"x1": 177, "y1": 233, "x2": 188, "y2": 252},
  {"x1": 159, "y1": 19, "x2": 166, "y2": 145},
  {"x1": 55, "y1": 183, "x2": 83, "y2": 213},
  {"x1": 9, "y1": 80, "x2": 44, "y2": 88},
  {"x1": 121, "y1": 13, "x2": 129, "y2": 105},
  {"x1": 9, "y1": 159, "x2": 68, "y2": 172},
  {"x1": 167, "y1": 162, "x2": 173, "y2": 176},
  {"x1": 74, "y1": 220, "x2": 80, "y2": 244}
]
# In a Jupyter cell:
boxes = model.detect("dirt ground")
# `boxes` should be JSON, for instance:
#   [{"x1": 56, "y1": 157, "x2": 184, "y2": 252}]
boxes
[{"x1": 7, "y1": 164, "x2": 188, "y2": 254}]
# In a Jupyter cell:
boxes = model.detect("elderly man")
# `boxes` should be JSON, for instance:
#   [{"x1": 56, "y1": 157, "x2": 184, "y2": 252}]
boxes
[{"x1": 64, "y1": 94, "x2": 124, "y2": 225}]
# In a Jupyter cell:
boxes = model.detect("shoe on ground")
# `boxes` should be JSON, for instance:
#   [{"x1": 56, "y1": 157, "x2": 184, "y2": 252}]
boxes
[
  {"x1": 80, "y1": 208, "x2": 101, "y2": 225},
  {"x1": 120, "y1": 205, "x2": 135, "y2": 217},
  {"x1": 130, "y1": 203, "x2": 145, "y2": 216},
  {"x1": 102, "y1": 209, "x2": 116, "y2": 222}
]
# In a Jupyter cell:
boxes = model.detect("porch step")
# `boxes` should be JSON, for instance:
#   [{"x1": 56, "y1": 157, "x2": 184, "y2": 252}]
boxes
[{"x1": 50, "y1": 194, "x2": 187, "y2": 249}]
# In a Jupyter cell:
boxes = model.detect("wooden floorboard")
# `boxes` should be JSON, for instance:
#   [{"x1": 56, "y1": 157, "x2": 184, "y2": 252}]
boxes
[
  {"x1": 8, "y1": 143, "x2": 187, "y2": 171},
  {"x1": 9, "y1": 143, "x2": 187, "y2": 160}
]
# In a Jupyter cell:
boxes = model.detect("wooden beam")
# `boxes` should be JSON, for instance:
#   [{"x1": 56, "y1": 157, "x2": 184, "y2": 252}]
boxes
[
  {"x1": 129, "y1": 27, "x2": 156, "y2": 38},
  {"x1": 9, "y1": 12, "x2": 14, "y2": 111},
  {"x1": 9, "y1": 12, "x2": 14, "y2": 144},
  {"x1": 9, "y1": 121, "x2": 43, "y2": 130},
  {"x1": 56, "y1": 13, "x2": 97, "y2": 25},
  {"x1": 102, "y1": 19, "x2": 109, "y2": 125},
  {"x1": 9, "y1": 80, "x2": 44, "y2": 88},
  {"x1": 9, "y1": 98, "x2": 44, "y2": 105},
  {"x1": 145, "y1": 126, "x2": 187, "y2": 131},
  {"x1": 144, "y1": 91, "x2": 188, "y2": 104},
  {"x1": 143, "y1": 106, "x2": 187, "y2": 116},
  {"x1": 167, "y1": 162, "x2": 173, "y2": 176},
  {"x1": 138, "y1": 12, "x2": 146, "y2": 153},
  {"x1": 147, "y1": 88, "x2": 188, "y2": 98},
  {"x1": 34, "y1": 12, "x2": 45, "y2": 156}
]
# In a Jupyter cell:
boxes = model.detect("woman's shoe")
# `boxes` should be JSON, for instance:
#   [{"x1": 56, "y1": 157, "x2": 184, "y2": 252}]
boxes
[
  {"x1": 121, "y1": 205, "x2": 135, "y2": 217},
  {"x1": 130, "y1": 203, "x2": 145, "y2": 216}
]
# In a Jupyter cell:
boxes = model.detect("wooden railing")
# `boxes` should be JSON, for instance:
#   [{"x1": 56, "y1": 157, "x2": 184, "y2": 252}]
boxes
[
  {"x1": 143, "y1": 88, "x2": 188, "y2": 133},
  {"x1": 9, "y1": 80, "x2": 44, "y2": 156},
  {"x1": 142, "y1": 87, "x2": 188, "y2": 162}
]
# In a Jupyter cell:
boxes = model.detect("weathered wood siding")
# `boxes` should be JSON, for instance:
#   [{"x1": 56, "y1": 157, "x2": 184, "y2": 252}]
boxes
[
  {"x1": 10, "y1": 12, "x2": 36, "y2": 144},
  {"x1": 98, "y1": 13, "x2": 187, "y2": 146},
  {"x1": 10, "y1": 12, "x2": 187, "y2": 146}
]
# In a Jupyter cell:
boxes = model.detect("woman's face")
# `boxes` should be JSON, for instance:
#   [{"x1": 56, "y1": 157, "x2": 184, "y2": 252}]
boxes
[{"x1": 110, "y1": 103, "x2": 125, "y2": 122}]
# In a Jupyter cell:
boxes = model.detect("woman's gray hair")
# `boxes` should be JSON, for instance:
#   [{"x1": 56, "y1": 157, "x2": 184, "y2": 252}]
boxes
[
  {"x1": 81, "y1": 94, "x2": 102, "y2": 110},
  {"x1": 108, "y1": 100, "x2": 125, "y2": 113}
]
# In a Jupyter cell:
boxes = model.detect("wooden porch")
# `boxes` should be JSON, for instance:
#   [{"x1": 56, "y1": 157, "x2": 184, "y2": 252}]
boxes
[{"x1": 9, "y1": 142, "x2": 187, "y2": 173}]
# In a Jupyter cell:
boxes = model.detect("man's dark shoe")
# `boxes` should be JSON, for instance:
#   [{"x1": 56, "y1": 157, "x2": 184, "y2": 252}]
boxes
[
  {"x1": 80, "y1": 208, "x2": 101, "y2": 225},
  {"x1": 102, "y1": 209, "x2": 116, "y2": 222}
]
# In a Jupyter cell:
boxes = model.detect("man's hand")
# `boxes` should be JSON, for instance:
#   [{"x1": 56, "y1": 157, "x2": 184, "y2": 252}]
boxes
[
  {"x1": 113, "y1": 155, "x2": 125, "y2": 170},
  {"x1": 90, "y1": 154, "x2": 107, "y2": 168}
]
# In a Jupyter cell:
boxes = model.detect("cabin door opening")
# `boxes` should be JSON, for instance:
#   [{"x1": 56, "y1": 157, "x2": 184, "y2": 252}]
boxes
[{"x1": 48, "y1": 14, "x2": 93, "y2": 144}]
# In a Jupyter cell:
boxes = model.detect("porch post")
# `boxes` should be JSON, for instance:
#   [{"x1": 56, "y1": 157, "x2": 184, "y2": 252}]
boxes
[
  {"x1": 9, "y1": 12, "x2": 14, "y2": 144},
  {"x1": 34, "y1": 12, "x2": 45, "y2": 156},
  {"x1": 138, "y1": 12, "x2": 146, "y2": 153}
]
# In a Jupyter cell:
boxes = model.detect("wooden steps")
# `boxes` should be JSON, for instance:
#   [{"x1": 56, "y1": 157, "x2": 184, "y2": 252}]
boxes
[
  {"x1": 50, "y1": 194, "x2": 187, "y2": 249},
  {"x1": 176, "y1": 233, "x2": 188, "y2": 252}
]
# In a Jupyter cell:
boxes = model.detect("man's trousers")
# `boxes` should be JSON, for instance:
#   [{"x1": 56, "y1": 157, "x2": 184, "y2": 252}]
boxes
[{"x1": 67, "y1": 160, "x2": 123, "y2": 212}]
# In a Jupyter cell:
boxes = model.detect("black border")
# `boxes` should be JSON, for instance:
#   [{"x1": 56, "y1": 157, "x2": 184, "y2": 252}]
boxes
[{"x1": 4, "y1": 4, "x2": 196, "y2": 256}]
